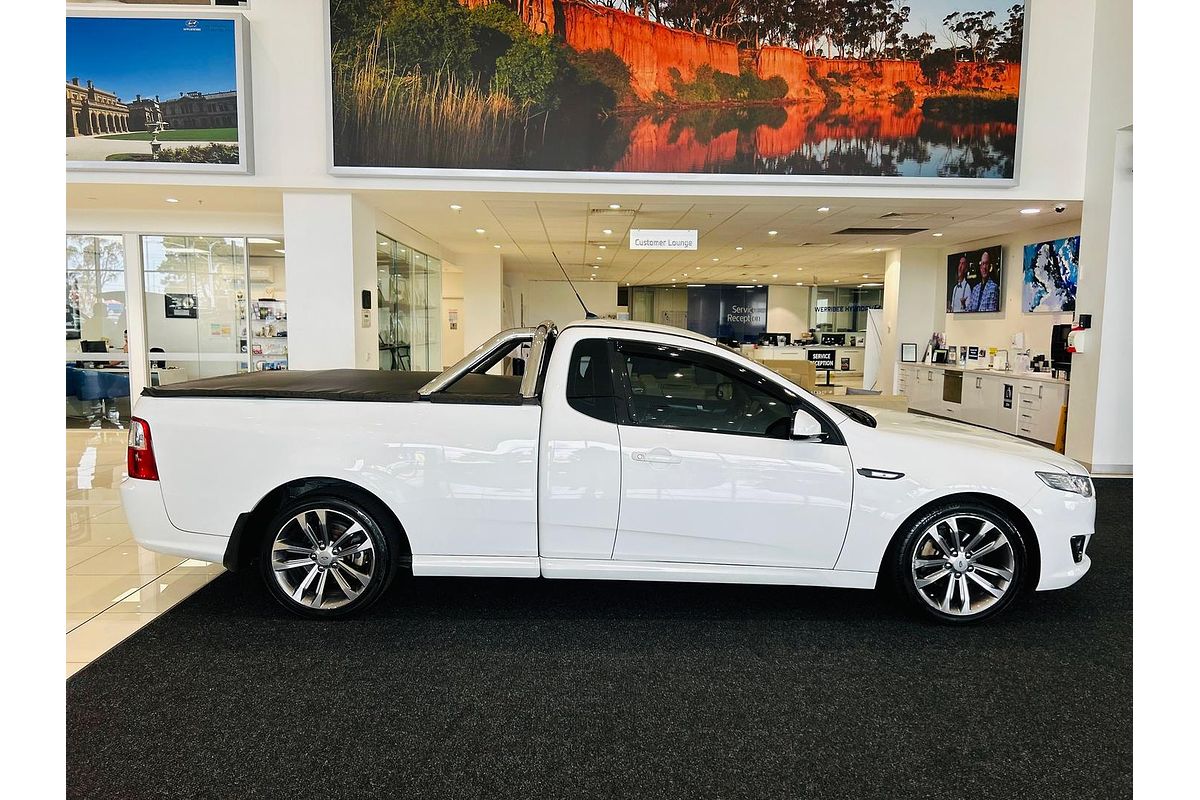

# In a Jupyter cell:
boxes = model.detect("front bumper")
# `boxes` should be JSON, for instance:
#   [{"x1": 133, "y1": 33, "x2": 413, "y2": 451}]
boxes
[
  {"x1": 1026, "y1": 483, "x2": 1097, "y2": 591},
  {"x1": 121, "y1": 477, "x2": 229, "y2": 563}
]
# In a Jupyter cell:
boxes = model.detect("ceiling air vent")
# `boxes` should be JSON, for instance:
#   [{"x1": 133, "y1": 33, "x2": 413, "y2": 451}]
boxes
[
  {"x1": 834, "y1": 227, "x2": 928, "y2": 236},
  {"x1": 878, "y1": 212, "x2": 933, "y2": 222},
  {"x1": 589, "y1": 208, "x2": 637, "y2": 217}
]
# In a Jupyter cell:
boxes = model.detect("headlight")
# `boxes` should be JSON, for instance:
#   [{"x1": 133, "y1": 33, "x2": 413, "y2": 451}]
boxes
[{"x1": 1035, "y1": 471, "x2": 1094, "y2": 497}]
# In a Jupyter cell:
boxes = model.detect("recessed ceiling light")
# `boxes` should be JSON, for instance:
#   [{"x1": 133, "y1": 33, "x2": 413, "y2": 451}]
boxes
[
  {"x1": 609, "y1": 203, "x2": 621, "y2": 210},
  {"x1": 767, "y1": 230, "x2": 778, "y2": 236},
  {"x1": 474, "y1": 228, "x2": 486, "y2": 234},
  {"x1": 1020, "y1": 208, "x2": 1041, "y2": 215},
  {"x1": 592, "y1": 265, "x2": 599, "y2": 269},
  {"x1": 449, "y1": 204, "x2": 462, "y2": 211},
  {"x1": 817, "y1": 206, "x2": 830, "y2": 212},
  {"x1": 862, "y1": 274, "x2": 870, "y2": 278},
  {"x1": 796, "y1": 282, "x2": 803, "y2": 286},
  {"x1": 493, "y1": 244, "x2": 501, "y2": 249},
  {"x1": 596, "y1": 256, "x2": 602, "y2": 261},
  {"x1": 165, "y1": 197, "x2": 179, "y2": 204},
  {"x1": 711, "y1": 257, "x2": 719, "y2": 262},
  {"x1": 772, "y1": 273, "x2": 779, "y2": 278},
  {"x1": 248, "y1": 237, "x2": 280, "y2": 245},
  {"x1": 872, "y1": 248, "x2": 882, "y2": 252},
  {"x1": 599, "y1": 245, "x2": 607, "y2": 250},
  {"x1": 834, "y1": 279, "x2": 840, "y2": 283},
  {"x1": 797, "y1": 267, "x2": 803, "y2": 271},
  {"x1": 274, "y1": 249, "x2": 286, "y2": 255},
  {"x1": 735, "y1": 246, "x2": 744, "y2": 251},
  {"x1": 932, "y1": 232, "x2": 944, "y2": 237},
  {"x1": 602, "y1": 229, "x2": 613, "y2": 235}
]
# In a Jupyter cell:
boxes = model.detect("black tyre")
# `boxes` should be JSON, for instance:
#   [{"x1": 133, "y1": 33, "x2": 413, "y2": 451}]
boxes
[
  {"x1": 259, "y1": 493, "x2": 399, "y2": 619},
  {"x1": 891, "y1": 502, "x2": 1028, "y2": 624}
]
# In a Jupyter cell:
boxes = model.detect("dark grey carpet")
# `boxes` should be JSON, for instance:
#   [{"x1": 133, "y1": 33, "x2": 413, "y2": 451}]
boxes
[{"x1": 67, "y1": 479, "x2": 1132, "y2": 800}]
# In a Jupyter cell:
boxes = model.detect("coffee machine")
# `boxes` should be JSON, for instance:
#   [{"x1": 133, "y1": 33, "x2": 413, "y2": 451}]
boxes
[{"x1": 1050, "y1": 323, "x2": 1073, "y2": 380}]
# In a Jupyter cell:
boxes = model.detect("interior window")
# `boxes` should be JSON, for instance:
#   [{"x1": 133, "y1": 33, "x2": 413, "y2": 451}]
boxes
[
  {"x1": 566, "y1": 338, "x2": 617, "y2": 423},
  {"x1": 619, "y1": 344, "x2": 794, "y2": 437}
]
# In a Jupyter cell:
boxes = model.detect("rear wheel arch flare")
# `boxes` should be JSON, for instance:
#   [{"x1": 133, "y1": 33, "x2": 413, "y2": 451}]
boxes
[
  {"x1": 231, "y1": 477, "x2": 410, "y2": 571},
  {"x1": 875, "y1": 492, "x2": 1041, "y2": 590}
]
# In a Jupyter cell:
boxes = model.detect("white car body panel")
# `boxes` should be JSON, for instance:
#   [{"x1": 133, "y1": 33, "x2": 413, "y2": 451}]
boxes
[
  {"x1": 141, "y1": 396, "x2": 541, "y2": 558},
  {"x1": 122, "y1": 320, "x2": 1096, "y2": 599}
]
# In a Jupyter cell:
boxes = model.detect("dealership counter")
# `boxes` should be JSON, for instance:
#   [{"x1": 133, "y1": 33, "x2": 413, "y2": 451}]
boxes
[
  {"x1": 751, "y1": 344, "x2": 865, "y2": 373},
  {"x1": 897, "y1": 364, "x2": 1069, "y2": 445}
]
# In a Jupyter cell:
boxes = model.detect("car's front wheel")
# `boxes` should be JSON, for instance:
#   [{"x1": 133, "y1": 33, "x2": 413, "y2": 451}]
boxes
[
  {"x1": 892, "y1": 503, "x2": 1028, "y2": 624},
  {"x1": 259, "y1": 494, "x2": 397, "y2": 618}
]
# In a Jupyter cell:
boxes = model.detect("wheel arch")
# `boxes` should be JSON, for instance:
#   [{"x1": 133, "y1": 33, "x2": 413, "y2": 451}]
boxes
[
  {"x1": 222, "y1": 476, "x2": 411, "y2": 572},
  {"x1": 873, "y1": 491, "x2": 1041, "y2": 591}
]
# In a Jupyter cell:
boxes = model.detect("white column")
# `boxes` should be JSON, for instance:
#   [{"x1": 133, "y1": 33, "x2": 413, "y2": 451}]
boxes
[
  {"x1": 457, "y1": 253, "x2": 504, "y2": 353},
  {"x1": 1063, "y1": 0, "x2": 1132, "y2": 473},
  {"x1": 123, "y1": 233, "x2": 149, "y2": 401},
  {"x1": 878, "y1": 248, "x2": 942, "y2": 393},
  {"x1": 282, "y1": 192, "x2": 378, "y2": 370}
]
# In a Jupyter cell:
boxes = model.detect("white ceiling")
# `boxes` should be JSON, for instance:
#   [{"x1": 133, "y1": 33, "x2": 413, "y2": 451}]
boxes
[
  {"x1": 364, "y1": 190, "x2": 1082, "y2": 287},
  {"x1": 67, "y1": 184, "x2": 1082, "y2": 287}
]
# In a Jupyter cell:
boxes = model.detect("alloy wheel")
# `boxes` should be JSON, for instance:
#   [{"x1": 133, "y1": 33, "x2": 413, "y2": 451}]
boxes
[
  {"x1": 910, "y1": 514, "x2": 1016, "y2": 617},
  {"x1": 269, "y1": 507, "x2": 377, "y2": 611}
]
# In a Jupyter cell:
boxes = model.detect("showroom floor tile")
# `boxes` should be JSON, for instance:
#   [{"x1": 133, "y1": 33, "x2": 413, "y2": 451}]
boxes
[{"x1": 66, "y1": 429, "x2": 223, "y2": 678}]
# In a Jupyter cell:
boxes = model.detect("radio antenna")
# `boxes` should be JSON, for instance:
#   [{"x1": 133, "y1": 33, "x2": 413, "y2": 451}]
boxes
[{"x1": 552, "y1": 251, "x2": 597, "y2": 319}]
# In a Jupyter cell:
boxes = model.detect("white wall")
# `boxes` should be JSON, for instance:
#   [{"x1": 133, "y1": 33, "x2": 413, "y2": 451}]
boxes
[
  {"x1": 879, "y1": 248, "x2": 942, "y2": 392},
  {"x1": 941, "y1": 220, "x2": 1082, "y2": 360},
  {"x1": 1060, "y1": 0, "x2": 1132, "y2": 473},
  {"x1": 441, "y1": 270, "x2": 465, "y2": 367},
  {"x1": 66, "y1": 0, "x2": 1099, "y2": 203},
  {"x1": 506, "y1": 276, "x2": 619, "y2": 328},
  {"x1": 766, "y1": 285, "x2": 811, "y2": 338}
]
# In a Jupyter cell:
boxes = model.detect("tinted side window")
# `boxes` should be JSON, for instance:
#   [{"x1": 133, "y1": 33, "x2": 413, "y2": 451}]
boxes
[
  {"x1": 566, "y1": 338, "x2": 617, "y2": 423},
  {"x1": 618, "y1": 345, "x2": 793, "y2": 437}
]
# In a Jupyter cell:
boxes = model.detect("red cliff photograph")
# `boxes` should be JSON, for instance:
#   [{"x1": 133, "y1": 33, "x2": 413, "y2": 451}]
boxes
[{"x1": 329, "y1": 0, "x2": 1025, "y2": 177}]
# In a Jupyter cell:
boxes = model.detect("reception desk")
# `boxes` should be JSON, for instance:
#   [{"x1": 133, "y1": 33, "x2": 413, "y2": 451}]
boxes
[
  {"x1": 898, "y1": 364, "x2": 1069, "y2": 445},
  {"x1": 751, "y1": 344, "x2": 865, "y2": 373}
]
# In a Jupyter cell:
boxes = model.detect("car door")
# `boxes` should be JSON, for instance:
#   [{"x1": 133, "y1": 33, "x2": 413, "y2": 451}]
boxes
[{"x1": 612, "y1": 340, "x2": 854, "y2": 569}]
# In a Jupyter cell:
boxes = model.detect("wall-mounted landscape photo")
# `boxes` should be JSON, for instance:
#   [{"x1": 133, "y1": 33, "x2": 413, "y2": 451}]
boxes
[
  {"x1": 329, "y1": 0, "x2": 1025, "y2": 178},
  {"x1": 67, "y1": 15, "x2": 247, "y2": 170}
]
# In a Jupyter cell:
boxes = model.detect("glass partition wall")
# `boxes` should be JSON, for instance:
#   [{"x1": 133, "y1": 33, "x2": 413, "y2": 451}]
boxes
[
  {"x1": 141, "y1": 235, "x2": 288, "y2": 382},
  {"x1": 810, "y1": 285, "x2": 883, "y2": 334},
  {"x1": 377, "y1": 234, "x2": 441, "y2": 371},
  {"x1": 66, "y1": 235, "x2": 129, "y2": 428}
]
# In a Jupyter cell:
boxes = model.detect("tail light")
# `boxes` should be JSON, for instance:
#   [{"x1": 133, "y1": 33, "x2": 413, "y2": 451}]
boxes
[{"x1": 127, "y1": 417, "x2": 159, "y2": 481}]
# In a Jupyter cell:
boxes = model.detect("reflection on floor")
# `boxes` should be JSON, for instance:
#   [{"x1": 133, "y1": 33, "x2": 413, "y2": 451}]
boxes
[{"x1": 66, "y1": 428, "x2": 223, "y2": 678}]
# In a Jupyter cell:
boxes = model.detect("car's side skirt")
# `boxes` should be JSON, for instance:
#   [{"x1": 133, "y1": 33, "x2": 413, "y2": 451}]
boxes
[{"x1": 539, "y1": 558, "x2": 877, "y2": 588}]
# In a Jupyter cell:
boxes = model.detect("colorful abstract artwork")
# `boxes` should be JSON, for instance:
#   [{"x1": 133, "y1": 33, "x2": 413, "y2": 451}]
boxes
[{"x1": 1022, "y1": 236, "x2": 1079, "y2": 313}]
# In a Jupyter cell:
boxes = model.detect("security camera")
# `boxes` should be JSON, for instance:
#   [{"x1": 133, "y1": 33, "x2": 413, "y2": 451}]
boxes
[{"x1": 1054, "y1": 203, "x2": 1067, "y2": 214}]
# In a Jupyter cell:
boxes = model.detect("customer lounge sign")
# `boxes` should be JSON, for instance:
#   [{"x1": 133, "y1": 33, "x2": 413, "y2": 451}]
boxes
[{"x1": 629, "y1": 230, "x2": 698, "y2": 251}]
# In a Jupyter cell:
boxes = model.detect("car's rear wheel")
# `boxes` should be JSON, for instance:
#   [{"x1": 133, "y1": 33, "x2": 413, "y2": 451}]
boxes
[
  {"x1": 259, "y1": 494, "x2": 397, "y2": 618},
  {"x1": 892, "y1": 503, "x2": 1027, "y2": 624}
]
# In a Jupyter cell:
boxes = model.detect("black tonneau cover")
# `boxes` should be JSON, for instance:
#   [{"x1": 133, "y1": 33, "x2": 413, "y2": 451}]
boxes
[{"x1": 142, "y1": 369, "x2": 527, "y2": 405}]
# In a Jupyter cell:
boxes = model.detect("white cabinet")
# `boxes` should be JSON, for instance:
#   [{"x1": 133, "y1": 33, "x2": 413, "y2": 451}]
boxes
[
  {"x1": 908, "y1": 368, "x2": 943, "y2": 413},
  {"x1": 1014, "y1": 380, "x2": 1068, "y2": 444},
  {"x1": 895, "y1": 366, "x2": 1068, "y2": 445},
  {"x1": 961, "y1": 373, "x2": 995, "y2": 430}
]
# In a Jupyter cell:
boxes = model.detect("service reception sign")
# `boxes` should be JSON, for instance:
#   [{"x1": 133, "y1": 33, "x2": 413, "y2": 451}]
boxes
[
  {"x1": 807, "y1": 349, "x2": 837, "y2": 370},
  {"x1": 686, "y1": 285, "x2": 766, "y2": 342},
  {"x1": 629, "y1": 230, "x2": 698, "y2": 251}
]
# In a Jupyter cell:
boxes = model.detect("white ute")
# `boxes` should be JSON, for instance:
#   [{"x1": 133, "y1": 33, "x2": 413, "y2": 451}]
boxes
[{"x1": 122, "y1": 319, "x2": 1095, "y2": 623}]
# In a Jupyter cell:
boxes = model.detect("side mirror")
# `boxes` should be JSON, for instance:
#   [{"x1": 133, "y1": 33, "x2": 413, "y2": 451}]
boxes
[{"x1": 791, "y1": 408, "x2": 824, "y2": 439}]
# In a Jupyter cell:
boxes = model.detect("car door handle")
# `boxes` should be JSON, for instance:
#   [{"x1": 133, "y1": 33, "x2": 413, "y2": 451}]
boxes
[{"x1": 632, "y1": 448, "x2": 681, "y2": 465}]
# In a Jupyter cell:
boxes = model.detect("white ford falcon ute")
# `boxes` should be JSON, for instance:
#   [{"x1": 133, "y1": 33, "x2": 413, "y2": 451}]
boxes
[{"x1": 122, "y1": 319, "x2": 1094, "y2": 623}]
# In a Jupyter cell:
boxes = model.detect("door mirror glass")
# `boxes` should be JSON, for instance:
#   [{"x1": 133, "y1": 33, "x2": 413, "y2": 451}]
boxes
[{"x1": 791, "y1": 408, "x2": 824, "y2": 439}]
